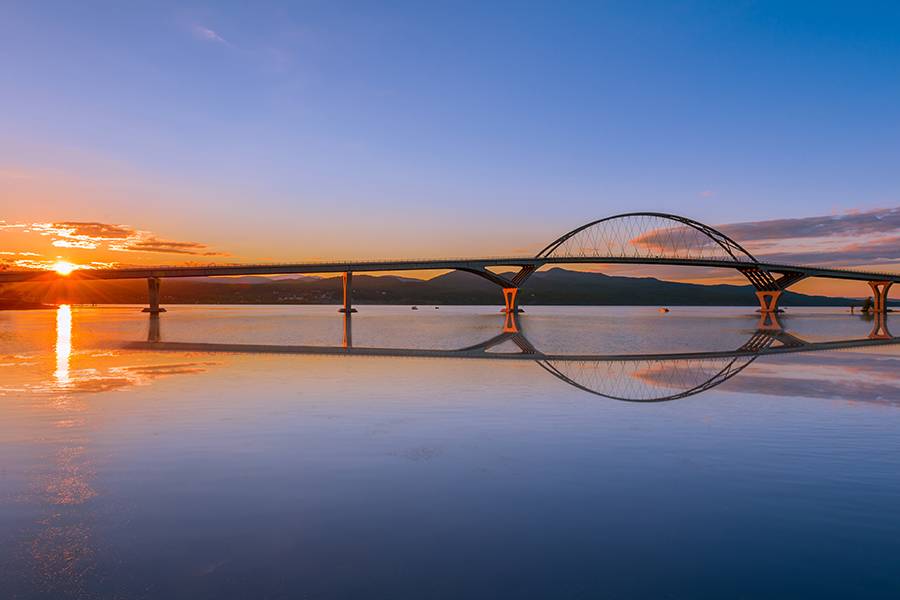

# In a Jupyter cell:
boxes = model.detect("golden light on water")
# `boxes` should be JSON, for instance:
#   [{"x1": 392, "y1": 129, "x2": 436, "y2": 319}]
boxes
[
  {"x1": 53, "y1": 261, "x2": 78, "y2": 276},
  {"x1": 54, "y1": 304, "x2": 71, "y2": 385}
]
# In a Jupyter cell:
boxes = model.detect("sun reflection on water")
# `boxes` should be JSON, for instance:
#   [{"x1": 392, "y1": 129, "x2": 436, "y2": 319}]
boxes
[{"x1": 54, "y1": 305, "x2": 72, "y2": 385}]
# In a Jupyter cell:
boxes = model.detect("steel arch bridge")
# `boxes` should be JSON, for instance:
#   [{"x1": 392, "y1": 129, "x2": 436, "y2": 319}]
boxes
[
  {"x1": 536, "y1": 212, "x2": 758, "y2": 262},
  {"x1": 2, "y1": 212, "x2": 897, "y2": 320}
]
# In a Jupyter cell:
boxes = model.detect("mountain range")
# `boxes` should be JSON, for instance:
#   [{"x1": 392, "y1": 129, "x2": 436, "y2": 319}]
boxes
[{"x1": 2, "y1": 267, "x2": 874, "y2": 307}]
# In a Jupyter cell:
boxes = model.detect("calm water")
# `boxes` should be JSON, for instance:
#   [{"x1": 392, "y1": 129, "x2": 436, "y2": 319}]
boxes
[{"x1": 1, "y1": 305, "x2": 899, "y2": 599}]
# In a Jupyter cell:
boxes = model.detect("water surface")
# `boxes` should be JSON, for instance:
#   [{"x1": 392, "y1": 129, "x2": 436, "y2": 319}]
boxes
[{"x1": 1, "y1": 305, "x2": 898, "y2": 599}]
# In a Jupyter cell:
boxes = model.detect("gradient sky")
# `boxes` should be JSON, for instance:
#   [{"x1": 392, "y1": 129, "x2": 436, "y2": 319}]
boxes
[{"x1": 1, "y1": 1, "x2": 898, "y2": 295}]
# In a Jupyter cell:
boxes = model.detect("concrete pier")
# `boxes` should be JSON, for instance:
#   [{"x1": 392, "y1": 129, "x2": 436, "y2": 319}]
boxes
[
  {"x1": 339, "y1": 271, "x2": 357, "y2": 313},
  {"x1": 142, "y1": 277, "x2": 166, "y2": 313},
  {"x1": 869, "y1": 281, "x2": 894, "y2": 314}
]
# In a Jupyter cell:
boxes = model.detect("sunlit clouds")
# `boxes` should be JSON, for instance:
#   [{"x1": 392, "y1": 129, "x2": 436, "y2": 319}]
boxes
[
  {"x1": 719, "y1": 208, "x2": 900, "y2": 267},
  {"x1": 0, "y1": 220, "x2": 227, "y2": 271},
  {"x1": 28, "y1": 221, "x2": 225, "y2": 256}
]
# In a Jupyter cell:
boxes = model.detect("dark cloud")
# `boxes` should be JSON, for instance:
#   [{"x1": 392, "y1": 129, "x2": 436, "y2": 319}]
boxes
[
  {"x1": 51, "y1": 221, "x2": 135, "y2": 239},
  {"x1": 754, "y1": 234, "x2": 900, "y2": 266},
  {"x1": 719, "y1": 207, "x2": 900, "y2": 242},
  {"x1": 120, "y1": 237, "x2": 226, "y2": 256},
  {"x1": 630, "y1": 208, "x2": 900, "y2": 267}
]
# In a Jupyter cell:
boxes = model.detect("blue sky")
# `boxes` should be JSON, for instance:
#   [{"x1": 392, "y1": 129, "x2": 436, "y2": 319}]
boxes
[{"x1": 1, "y1": 1, "x2": 898, "y2": 274}]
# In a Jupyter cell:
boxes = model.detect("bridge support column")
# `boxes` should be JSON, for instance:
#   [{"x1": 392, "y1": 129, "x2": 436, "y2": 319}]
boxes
[
  {"x1": 339, "y1": 271, "x2": 357, "y2": 313},
  {"x1": 501, "y1": 287, "x2": 520, "y2": 314},
  {"x1": 868, "y1": 281, "x2": 893, "y2": 314},
  {"x1": 141, "y1": 277, "x2": 166, "y2": 313},
  {"x1": 756, "y1": 290, "x2": 782, "y2": 313}
]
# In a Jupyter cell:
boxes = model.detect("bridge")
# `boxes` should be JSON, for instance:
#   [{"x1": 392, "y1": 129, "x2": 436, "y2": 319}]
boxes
[
  {"x1": 2, "y1": 213, "x2": 897, "y2": 322},
  {"x1": 128, "y1": 313, "x2": 899, "y2": 403}
]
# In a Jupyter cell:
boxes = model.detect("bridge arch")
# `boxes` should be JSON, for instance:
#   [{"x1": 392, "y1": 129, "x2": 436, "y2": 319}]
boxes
[
  {"x1": 536, "y1": 355, "x2": 758, "y2": 402},
  {"x1": 536, "y1": 212, "x2": 757, "y2": 263}
]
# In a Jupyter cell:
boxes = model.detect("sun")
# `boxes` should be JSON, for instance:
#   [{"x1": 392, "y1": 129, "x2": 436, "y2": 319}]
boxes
[{"x1": 53, "y1": 261, "x2": 78, "y2": 276}]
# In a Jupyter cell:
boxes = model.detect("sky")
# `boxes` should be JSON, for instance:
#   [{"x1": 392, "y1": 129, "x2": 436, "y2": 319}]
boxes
[{"x1": 1, "y1": 1, "x2": 898, "y2": 296}]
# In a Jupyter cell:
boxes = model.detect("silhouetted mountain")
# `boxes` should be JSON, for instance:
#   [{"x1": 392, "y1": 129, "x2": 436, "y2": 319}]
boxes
[{"x1": 5, "y1": 267, "x2": 875, "y2": 307}]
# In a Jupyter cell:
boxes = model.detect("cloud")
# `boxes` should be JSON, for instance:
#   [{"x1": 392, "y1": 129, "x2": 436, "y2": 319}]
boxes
[
  {"x1": 52, "y1": 239, "x2": 100, "y2": 249},
  {"x1": 31, "y1": 221, "x2": 136, "y2": 249},
  {"x1": 192, "y1": 25, "x2": 227, "y2": 44},
  {"x1": 749, "y1": 233, "x2": 900, "y2": 266},
  {"x1": 624, "y1": 207, "x2": 900, "y2": 268},
  {"x1": 717, "y1": 208, "x2": 900, "y2": 267},
  {"x1": 50, "y1": 222, "x2": 133, "y2": 239},
  {"x1": 1, "y1": 220, "x2": 228, "y2": 263},
  {"x1": 114, "y1": 237, "x2": 225, "y2": 256},
  {"x1": 719, "y1": 207, "x2": 900, "y2": 242}
]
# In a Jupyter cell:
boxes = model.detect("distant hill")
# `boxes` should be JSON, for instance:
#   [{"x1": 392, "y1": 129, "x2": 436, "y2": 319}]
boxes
[{"x1": 6, "y1": 267, "x2": 877, "y2": 307}]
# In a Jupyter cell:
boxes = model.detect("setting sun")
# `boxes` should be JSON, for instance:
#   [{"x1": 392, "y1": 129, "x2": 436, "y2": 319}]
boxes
[{"x1": 53, "y1": 260, "x2": 78, "y2": 276}]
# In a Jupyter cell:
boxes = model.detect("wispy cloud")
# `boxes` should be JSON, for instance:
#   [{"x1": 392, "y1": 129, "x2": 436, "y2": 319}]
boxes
[{"x1": 192, "y1": 24, "x2": 228, "y2": 45}]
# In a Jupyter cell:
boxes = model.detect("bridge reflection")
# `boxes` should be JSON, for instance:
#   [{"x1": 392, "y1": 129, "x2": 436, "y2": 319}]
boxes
[{"x1": 134, "y1": 312, "x2": 898, "y2": 403}]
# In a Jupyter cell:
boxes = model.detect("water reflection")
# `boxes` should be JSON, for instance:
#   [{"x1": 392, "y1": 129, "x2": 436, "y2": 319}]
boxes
[
  {"x1": 54, "y1": 304, "x2": 71, "y2": 385},
  {"x1": 8, "y1": 306, "x2": 215, "y2": 396},
  {"x1": 2, "y1": 306, "x2": 900, "y2": 598},
  {"x1": 147, "y1": 312, "x2": 161, "y2": 343},
  {"x1": 128, "y1": 311, "x2": 899, "y2": 403},
  {"x1": 866, "y1": 311, "x2": 893, "y2": 339},
  {"x1": 22, "y1": 305, "x2": 96, "y2": 597}
]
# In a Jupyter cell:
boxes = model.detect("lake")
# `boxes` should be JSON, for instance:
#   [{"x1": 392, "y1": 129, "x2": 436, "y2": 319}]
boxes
[{"x1": 1, "y1": 305, "x2": 899, "y2": 599}]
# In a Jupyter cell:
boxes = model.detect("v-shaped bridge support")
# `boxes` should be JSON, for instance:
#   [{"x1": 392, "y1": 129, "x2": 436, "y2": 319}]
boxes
[
  {"x1": 458, "y1": 264, "x2": 537, "y2": 313},
  {"x1": 740, "y1": 268, "x2": 808, "y2": 327}
]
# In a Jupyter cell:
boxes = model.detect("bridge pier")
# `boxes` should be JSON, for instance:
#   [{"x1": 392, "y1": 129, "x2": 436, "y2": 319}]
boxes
[
  {"x1": 868, "y1": 281, "x2": 893, "y2": 314},
  {"x1": 756, "y1": 290, "x2": 782, "y2": 314},
  {"x1": 141, "y1": 277, "x2": 166, "y2": 313},
  {"x1": 501, "y1": 287, "x2": 520, "y2": 314},
  {"x1": 339, "y1": 271, "x2": 357, "y2": 313}
]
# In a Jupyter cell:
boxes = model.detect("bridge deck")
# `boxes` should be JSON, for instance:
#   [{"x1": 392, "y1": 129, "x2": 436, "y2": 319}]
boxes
[
  {"x1": 1, "y1": 256, "x2": 898, "y2": 284},
  {"x1": 123, "y1": 336, "x2": 899, "y2": 361}
]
